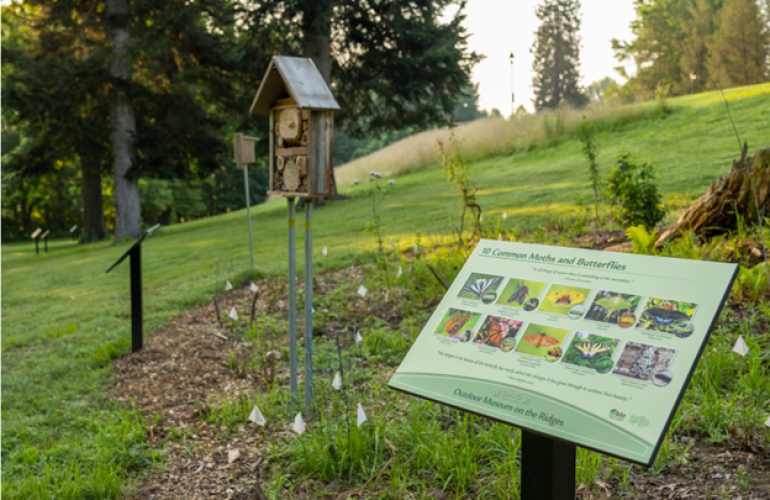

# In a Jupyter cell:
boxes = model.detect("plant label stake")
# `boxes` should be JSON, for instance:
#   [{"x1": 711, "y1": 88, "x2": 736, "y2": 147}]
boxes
[
  {"x1": 105, "y1": 224, "x2": 161, "y2": 352},
  {"x1": 233, "y1": 132, "x2": 260, "y2": 270},
  {"x1": 31, "y1": 228, "x2": 42, "y2": 255},
  {"x1": 249, "y1": 56, "x2": 339, "y2": 412},
  {"x1": 70, "y1": 225, "x2": 78, "y2": 240},
  {"x1": 41, "y1": 230, "x2": 50, "y2": 253}
]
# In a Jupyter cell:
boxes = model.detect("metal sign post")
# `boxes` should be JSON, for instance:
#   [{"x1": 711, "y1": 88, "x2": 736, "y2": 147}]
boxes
[
  {"x1": 234, "y1": 133, "x2": 260, "y2": 270},
  {"x1": 41, "y1": 230, "x2": 50, "y2": 253},
  {"x1": 521, "y1": 431, "x2": 575, "y2": 500},
  {"x1": 105, "y1": 224, "x2": 160, "y2": 352}
]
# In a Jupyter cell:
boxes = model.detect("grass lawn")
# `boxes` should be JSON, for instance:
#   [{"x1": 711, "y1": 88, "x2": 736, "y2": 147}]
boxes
[{"x1": 1, "y1": 83, "x2": 769, "y2": 498}]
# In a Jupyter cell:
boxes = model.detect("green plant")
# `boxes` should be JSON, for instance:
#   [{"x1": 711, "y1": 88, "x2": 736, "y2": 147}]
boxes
[
  {"x1": 576, "y1": 117, "x2": 601, "y2": 229},
  {"x1": 437, "y1": 122, "x2": 481, "y2": 245},
  {"x1": 626, "y1": 225, "x2": 659, "y2": 255},
  {"x1": 607, "y1": 150, "x2": 665, "y2": 230},
  {"x1": 359, "y1": 171, "x2": 395, "y2": 288}
]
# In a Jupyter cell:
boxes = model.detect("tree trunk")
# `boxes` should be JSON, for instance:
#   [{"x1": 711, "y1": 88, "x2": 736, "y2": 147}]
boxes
[
  {"x1": 656, "y1": 145, "x2": 770, "y2": 247},
  {"x1": 107, "y1": 0, "x2": 141, "y2": 241},
  {"x1": 80, "y1": 157, "x2": 107, "y2": 243},
  {"x1": 301, "y1": 1, "x2": 347, "y2": 204}
]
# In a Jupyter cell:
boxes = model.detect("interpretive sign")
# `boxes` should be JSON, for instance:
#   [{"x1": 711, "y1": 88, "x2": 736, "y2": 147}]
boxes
[
  {"x1": 389, "y1": 240, "x2": 737, "y2": 466},
  {"x1": 106, "y1": 224, "x2": 160, "y2": 352}
]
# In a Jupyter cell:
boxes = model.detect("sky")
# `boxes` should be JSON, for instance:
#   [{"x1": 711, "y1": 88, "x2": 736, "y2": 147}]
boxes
[{"x1": 448, "y1": 0, "x2": 637, "y2": 115}]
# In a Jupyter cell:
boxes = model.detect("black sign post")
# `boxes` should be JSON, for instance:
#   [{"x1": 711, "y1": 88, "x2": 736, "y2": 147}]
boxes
[
  {"x1": 521, "y1": 431, "x2": 575, "y2": 500},
  {"x1": 106, "y1": 224, "x2": 160, "y2": 352},
  {"x1": 41, "y1": 230, "x2": 51, "y2": 253},
  {"x1": 31, "y1": 228, "x2": 42, "y2": 255}
]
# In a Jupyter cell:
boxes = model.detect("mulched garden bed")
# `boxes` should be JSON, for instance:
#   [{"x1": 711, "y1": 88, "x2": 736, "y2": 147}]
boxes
[{"x1": 111, "y1": 267, "x2": 770, "y2": 500}]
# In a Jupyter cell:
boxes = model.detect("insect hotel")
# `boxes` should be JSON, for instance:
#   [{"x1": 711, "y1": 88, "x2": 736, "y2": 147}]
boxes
[
  {"x1": 249, "y1": 56, "x2": 340, "y2": 197},
  {"x1": 248, "y1": 56, "x2": 340, "y2": 413}
]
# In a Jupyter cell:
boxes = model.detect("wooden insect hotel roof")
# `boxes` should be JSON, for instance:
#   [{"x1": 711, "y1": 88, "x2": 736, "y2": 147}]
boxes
[{"x1": 249, "y1": 56, "x2": 340, "y2": 115}]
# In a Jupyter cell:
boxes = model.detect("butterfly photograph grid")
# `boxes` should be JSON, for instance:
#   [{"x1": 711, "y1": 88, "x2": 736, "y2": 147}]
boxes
[{"x1": 433, "y1": 271, "x2": 703, "y2": 385}]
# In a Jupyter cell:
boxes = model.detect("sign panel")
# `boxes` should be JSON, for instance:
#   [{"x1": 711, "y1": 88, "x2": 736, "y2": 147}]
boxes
[{"x1": 388, "y1": 240, "x2": 737, "y2": 466}]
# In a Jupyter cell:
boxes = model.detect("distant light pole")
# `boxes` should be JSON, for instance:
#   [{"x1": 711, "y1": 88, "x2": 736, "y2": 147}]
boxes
[{"x1": 509, "y1": 52, "x2": 515, "y2": 117}]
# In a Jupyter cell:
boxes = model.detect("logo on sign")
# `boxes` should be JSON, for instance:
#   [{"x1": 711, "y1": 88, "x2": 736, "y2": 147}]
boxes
[{"x1": 609, "y1": 409, "x2": 626, "y2": 421}]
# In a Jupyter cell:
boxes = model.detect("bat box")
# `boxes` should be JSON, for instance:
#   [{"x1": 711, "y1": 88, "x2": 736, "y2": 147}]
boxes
[{"x1": 249, "y1": 56, "x2": 340, "y2": 198}]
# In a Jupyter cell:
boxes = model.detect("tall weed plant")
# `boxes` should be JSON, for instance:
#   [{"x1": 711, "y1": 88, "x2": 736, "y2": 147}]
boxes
[
  {"x1": 576, "y1": 117, "x2": 602, "y2": 229},
  {"x1": 437, "y1": 123, "x2": 481, "y2": 245}
]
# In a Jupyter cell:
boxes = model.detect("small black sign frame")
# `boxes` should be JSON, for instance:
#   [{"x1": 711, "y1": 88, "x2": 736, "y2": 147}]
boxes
[{"x1": 106, "y1": 224, "x2": 160, "y2": 352}]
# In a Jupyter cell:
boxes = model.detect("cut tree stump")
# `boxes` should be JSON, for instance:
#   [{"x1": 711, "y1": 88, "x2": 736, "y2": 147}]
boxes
[{"x1": 656, "y1": 145, "x2": 770, "y2": 247}]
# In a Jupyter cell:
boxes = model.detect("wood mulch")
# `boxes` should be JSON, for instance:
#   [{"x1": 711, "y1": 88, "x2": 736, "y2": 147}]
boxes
[{"x1": 110, "y1": 268, "x2": 770, "y2": 500}]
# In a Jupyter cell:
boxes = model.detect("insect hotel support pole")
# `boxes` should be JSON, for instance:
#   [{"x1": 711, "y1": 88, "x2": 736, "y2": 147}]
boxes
[
  {"x1": 521, "y1": 431, "x2": 575, "y2": 500},
  {"x1": 304, "y1": 203, "x2": 313, "y2": 414},
  {"x1": 288, "y1": 197, "x2": 299, "y2": 406}
]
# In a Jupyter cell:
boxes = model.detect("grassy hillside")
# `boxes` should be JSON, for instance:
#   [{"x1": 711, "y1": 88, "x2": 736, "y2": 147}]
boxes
[{"x1": 2, "y1": 83, "x2": 769, "y2": 498}]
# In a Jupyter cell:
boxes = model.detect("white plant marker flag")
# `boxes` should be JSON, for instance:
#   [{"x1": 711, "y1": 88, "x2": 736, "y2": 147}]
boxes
[
  {"x1": 732, "y1": 335, "x2": 749, "y2": 357},
  {"x1": 357, "y1": 285, "x2": 367, "y2": 297},
  {"x1": 503, "y1": 211, "x2": 508, "y2": 220},
  {"x1": 250, "y1": 282, "x2": 259, "y2": 293},
  {"x1": 292, "y1": 412, "x2": 306, "y2": 435},
  {"x1": 332, "y1": 371, "x2": 343, "y2": 390},
  {"x1": 397, "y1": 265, "x2": 403, "y2": 278},
  {"x1": 765, "y1": 414, "x2": 770, "y2": 428},
  {"x1": 225, "y1": 280, "x2": 233, "y2": 291},
  {"x1": 356, "y1": 332, "x2": 364, "y2": 344},
  {"x1": 229, "y1": 307, "x2": 238, "y2": 320},
  {"x1": 322, "y1": 246, "x2": 328, "y2": 256},
  {"x1": 357, "y1": 403, "x2": 367, "y2": 427},
  {"x1": 248, "y1": 405, "x2": 266, "y2": 426},
  {"x1": 479, "y1": 214, "x2": 483, "y2": 222}
]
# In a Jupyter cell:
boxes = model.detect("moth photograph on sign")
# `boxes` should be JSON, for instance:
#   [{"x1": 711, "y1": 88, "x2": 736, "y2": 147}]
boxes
[{"x1": 389, "y1": 240, "x2": 737, "y2": 467}]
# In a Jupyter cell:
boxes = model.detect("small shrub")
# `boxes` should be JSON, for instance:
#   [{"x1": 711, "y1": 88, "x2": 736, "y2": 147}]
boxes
[{"x1": 607, "y1": 150, "x2": 665, "y2": 230}]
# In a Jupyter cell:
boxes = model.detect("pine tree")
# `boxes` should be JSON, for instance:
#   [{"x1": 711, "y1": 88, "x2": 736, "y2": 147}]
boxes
[
  {"x1": 530, "y1": 0, "x2": 588, "y2": 111},
  {"x1": 708, "y1": 0, "x2": 769, "y2": 87},
  {"x1": 679, "y1": 0, "x2": 718, "y2": 94},
  {"x1": 2, "y1": 2, "x2": 111, "y2": 242},
  {"x1": 107, "y1": 0, "x2": 141, "y2": 240},
  {"x1": 245, "y1": 0, "x2": 479, "y2": 137},
  {"x1": 2, "y1": 0, "x2": 254, "y2": 240}
]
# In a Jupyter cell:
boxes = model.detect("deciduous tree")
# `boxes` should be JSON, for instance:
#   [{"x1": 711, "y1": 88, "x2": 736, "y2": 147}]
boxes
[{"x1": 708, "y1": 0, "x2": 769, "y2": 86}]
